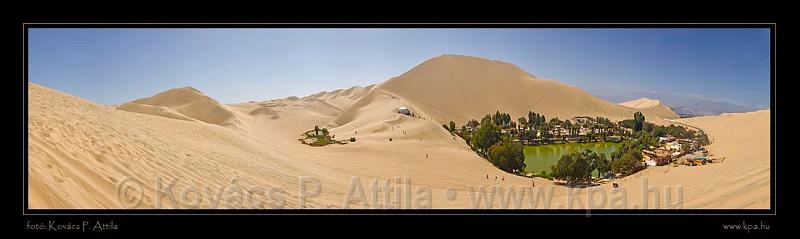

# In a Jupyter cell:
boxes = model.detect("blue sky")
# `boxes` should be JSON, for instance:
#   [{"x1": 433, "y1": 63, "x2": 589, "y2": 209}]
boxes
[{"x1": 28, "y1": 28, "x2": 771, "y2": 109}]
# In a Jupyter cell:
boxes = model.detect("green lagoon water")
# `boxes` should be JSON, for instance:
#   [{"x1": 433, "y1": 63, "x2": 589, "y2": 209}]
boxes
[{"x1": 523, "y1": 142, "x2": 621, "y2": 175}]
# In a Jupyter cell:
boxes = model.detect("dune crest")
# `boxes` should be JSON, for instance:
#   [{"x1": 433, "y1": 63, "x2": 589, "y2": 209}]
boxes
[
  {"x1": 620, "y1": 97, "x2": 661, "y2": 108},
  {"x1": 619, "y1": 97, "x2": 679, "y2": 119},
  {"x1": 336, "y1": 54, "x2": 678, "y2": 127},
  {"x1": 118, "y1": 86, "x2": 240, "y2": 127}
]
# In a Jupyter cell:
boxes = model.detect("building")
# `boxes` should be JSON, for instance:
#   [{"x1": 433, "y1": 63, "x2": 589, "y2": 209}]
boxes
[
  {"x1": 572, "y1": 116, "x2": 593, "y2": 124},
  {"x1": 397, "y1": 107, "x2": 411, "y2": 116},
  {"x1": 666, "y1": 141, "x2": 682, "y2": 151},
  {"x1": 642, "y1": 150, "x2": 658, "y2": 159},
  {"x1": 643, "y1": 149, "x2": 672, "y2": 166},
  {"x1": 677, "y1": 139, "x2": 694, "y2": 144}
]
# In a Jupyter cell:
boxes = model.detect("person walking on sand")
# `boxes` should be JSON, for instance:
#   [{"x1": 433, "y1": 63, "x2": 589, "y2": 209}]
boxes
[
  {"x1": 495, "y1": 176, "x2": 497, "y2": 181},
  {"x1": 426, "y1": 153, "x2": 428, "y2": 159},
  {"x1": 532, "y1": 179, "x2": 535, "y2": 187},
  {"x1": 486, "y1": 174, "x2": 489, "y2": 180}
]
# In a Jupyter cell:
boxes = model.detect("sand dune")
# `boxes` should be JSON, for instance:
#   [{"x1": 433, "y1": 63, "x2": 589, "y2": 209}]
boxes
[
  {"x1": 303, "y1": 84, "x2": 376, "y2": 101},
  {"x1": 338, "y1": 55, "x2": 678, "y2": 128},
  {"x1": 619, "y1": 97, "x2": 679, "y2": 119},
  {"x1": 118, "y1": 86, "x2": 241, "y2": 127},
  {"x1": 28, "y1": 83, "x2": 314, "y2": 208},
  {"x1": 117, "y1": 102, "x2": 199, "y2": 122},
  {"x1": 620, "y1": 97, "x2": 661, "y2": 109},
  {"x1": 248, "y1": 106, "x2": 279, "y2": 119},
  {"x1": 27, "y1": 55, "x2": 769, "y2": 209},
  {"x1": 29, "y1": 82, "x2": 550, "y2": 209},
  {"x1": 671, "y1": 110, "x2": 771, "y2": 208}
]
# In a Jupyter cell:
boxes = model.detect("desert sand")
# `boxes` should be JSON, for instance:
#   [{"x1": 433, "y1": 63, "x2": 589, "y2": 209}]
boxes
[
  {"x1": 347, "y1": 55, "x2": 679, "y2": 128},
  {"x1": 619, "y1": 97, "x2": 680, "y2": 119},
  {"x1": 27, "y1": 55, "x2": 770, "y2": 209}
]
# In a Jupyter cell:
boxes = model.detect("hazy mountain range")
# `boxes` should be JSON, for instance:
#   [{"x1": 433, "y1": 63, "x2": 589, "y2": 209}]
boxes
[{"x1": 596, "y1": 92, "x2": 764, "y2": 117}]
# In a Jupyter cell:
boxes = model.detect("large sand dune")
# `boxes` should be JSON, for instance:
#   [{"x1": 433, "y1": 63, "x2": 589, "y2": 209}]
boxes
[
  {"x1": 118, "y1": 86, "x2": 241, "y2": 127},
  {"x1": 671, "y1": 110, "x2": 771, "y2": 208},
  {"x1": 619, "y1": 97, "x2": 679, "y2": 119},
  {"x1": 339, "y1": 55, "x2": 679, "y2": 128},
  {"x1": 29, "y1": 82, "x2": 546, "y2": 209},
  {"x1": 27, "y1": 55, "x2": 769, "y2": 209}
]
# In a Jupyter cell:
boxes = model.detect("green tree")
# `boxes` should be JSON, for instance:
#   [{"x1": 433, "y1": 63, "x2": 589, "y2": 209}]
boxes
[
  {"x1": 550, "y1": 117, "x2": 562, "y2": 126},
  {"x1": 551, "y1": 149, "x2": 612, "y2": 184},
  {"x1": 592, "y1": 152, "x2": 611, "y2": 179},
  {"x1": 528, "y1": 111, "x2": 536, "y2": 126},
  {"x1": 471, "y1": 119, "x2": 501, "y2": 154},
  {"x1": 539, "y1": 115, "x2": 545, "y2": 127},
  {"x1": 482, "y1": 114, "x2": 493, "y2": 124},
  {"x1": 551, "y1": 151, "x2": 592, "y2": 185},
  {"x1": 448, "y1": 121, "x2": 456, "y2": 132},
  {"x1": 518, "y1": 117, "x2": 528, "y2": 129},
  {"x1": 633, "y1": 111, "x2": 645, "y2": 132},
  {"x1": 540, "y1": 123, "x2": 551, "y2": 140},
  {"x1": 487, "y1": 141, "x2": 526, "y2": 173},
  {"x1": 700, "y1": 134, "x2": 710, "y2": 146},
  {"x1": 551, "y1": 154, "x2": 572, "y2": 182},
  {"x1": 467, "y1": 119, "x2": 480, "y2": 129},
  {"x1": 612, "y1": 150, "x2": 643, "y2": 175}
]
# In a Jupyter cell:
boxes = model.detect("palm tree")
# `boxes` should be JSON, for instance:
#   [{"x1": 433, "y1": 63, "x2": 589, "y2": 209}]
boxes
[{"x1": 540, "y1": 123, "x2": 550, "y2": 142}]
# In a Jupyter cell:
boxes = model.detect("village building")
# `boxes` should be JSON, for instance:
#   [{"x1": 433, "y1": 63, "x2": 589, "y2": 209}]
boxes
[{"x1": 397, "y1": 106, "x2": 411, "y2": 116}]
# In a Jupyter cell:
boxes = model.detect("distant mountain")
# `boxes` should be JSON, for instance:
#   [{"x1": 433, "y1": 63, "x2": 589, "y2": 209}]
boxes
[
  {"x1": 598, "y1": 92, "x2": 762, "y2": 118},
  {"x1": 671, "y1": 103, "x2": 758, "y2": 118}
]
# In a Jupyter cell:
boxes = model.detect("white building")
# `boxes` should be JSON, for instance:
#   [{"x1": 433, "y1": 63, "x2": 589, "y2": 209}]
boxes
[
  {"x1": 397, "y1": 107, "x2": 411, "y2": 116},
  {"x1": 667, "y1": 141, "x2": 681, "y2": 151}
]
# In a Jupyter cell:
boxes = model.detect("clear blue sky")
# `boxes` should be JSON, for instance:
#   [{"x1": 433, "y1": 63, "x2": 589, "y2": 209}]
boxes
[{"x1": 28, "y1": 28, "x2": 771, "y2": 109}]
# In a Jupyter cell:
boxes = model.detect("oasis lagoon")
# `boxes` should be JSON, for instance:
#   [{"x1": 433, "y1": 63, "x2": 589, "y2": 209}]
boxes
[{"x1": 523, "y1": 141, "x2": 621, "y2": 176}]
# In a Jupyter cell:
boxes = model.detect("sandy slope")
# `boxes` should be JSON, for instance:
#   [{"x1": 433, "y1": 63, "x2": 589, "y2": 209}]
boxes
[
  {"x1": 344, "y1": 55, "x2": 678, "y2": 128},
  {"x1": 29, "y1": 83, "x2": 553, "y2": 209},
  {"x1": 118, "y1": 86, "x2": 242, "y2": 127},
  {"x1": 620, "y1": 97, "x2": 661, "y2": 109},
  {"x1": 619, "y1": 97, "x2": 680, "y2": 119},
  {"x1": 671, "y1": 110, "x2": 771, "y2": 208},
  {"x1": 27, "y1": 55, "x2": 769, "y2": 209},
  {"x1": 28, "y1": 83, "x2": 318, "y2": 208}
]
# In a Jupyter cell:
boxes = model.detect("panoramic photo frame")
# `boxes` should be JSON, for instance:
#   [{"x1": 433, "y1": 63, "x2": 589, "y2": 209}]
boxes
[{"x1": 19, "y1": 22, "x2": 779, "y2": 234}]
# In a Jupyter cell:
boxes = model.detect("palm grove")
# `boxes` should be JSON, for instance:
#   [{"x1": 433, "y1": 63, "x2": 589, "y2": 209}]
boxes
[{"x1": 449, "y1": 110, "x2": 708, "y2": 185}]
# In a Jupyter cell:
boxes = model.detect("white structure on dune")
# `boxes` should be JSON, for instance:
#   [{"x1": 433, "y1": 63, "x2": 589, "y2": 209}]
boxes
[{"x1": 397, "y1": 106, "x2": 411, "y2": 116}]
